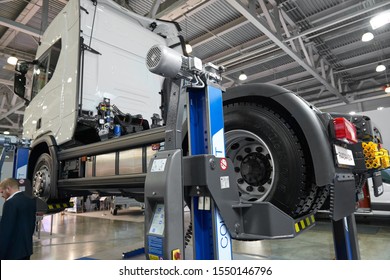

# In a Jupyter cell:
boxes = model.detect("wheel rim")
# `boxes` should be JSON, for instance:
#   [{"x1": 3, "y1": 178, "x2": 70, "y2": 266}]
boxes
[
  {"x1": 32, "y1": 164, "x2": 51, "y2": 201},
  {"x1": 225, "y1": 129, "x2": 275, "y2": 202}
]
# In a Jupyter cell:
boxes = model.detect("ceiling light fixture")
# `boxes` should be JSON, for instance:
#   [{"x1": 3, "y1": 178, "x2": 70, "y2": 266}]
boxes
[
  {"x1": 7, "y1": 55, "x2": 18, "y2": 66},
  {"x1": 3, "y1": 131, "x2": 10, "y2": 135},
  {"x1": 349, "y1": 111, "x2": 356, "y2": 115},
  {"x1": 376, "y1": 63, "x2": 386, "y2": 72},
  {"x1": 185, "y1": 42, "x2": 192, "y2": 54},
  {"x1": 385, "y1": 85, "x2": 390, "y2": 93},
  {"x1": 361, "y1": 31, "x2": 374, "y2": 42},
  {"x1": 239, "y1": 71, "x2": 247, "y2": 81},
  {"x1": 377, "y1": 106, "x2": 384, "y2": 110},
  {"x1": 370, "y1": 10, "x2": 390, "y2": 30}
]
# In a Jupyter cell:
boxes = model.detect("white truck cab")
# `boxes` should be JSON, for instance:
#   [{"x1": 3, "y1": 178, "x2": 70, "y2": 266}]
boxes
[{"x1": 20, "y1": 0, "x2": 180, "y2": 145}]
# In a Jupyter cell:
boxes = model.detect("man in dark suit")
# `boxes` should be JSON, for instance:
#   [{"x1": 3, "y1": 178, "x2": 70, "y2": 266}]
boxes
[{"x1": 0, "y1": 178, "x2": 36, "y2": 260}]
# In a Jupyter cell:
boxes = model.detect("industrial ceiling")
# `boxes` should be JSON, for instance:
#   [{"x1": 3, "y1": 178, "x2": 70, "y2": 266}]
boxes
[{"x1": 1, "y1": 0, "x2": 390, "y2": 136}]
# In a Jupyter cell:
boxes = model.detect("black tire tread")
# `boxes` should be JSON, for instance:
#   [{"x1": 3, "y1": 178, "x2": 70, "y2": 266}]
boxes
[{"x1": 224, "y1": 101, "x2": 316, "y2": 218}]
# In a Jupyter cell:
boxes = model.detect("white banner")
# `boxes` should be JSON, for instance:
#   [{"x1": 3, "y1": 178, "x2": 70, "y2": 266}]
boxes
[{"x1": 1, "y1": 260, "x2": 388, "y2": 280}]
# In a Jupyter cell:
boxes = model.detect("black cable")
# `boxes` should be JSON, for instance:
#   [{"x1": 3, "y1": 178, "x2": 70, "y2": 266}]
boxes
[{"x1": 89, "y1": 1, "x2": 98, "y2": 47}]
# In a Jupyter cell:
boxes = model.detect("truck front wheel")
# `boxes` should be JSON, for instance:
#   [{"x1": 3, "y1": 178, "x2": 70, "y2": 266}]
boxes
[
  {"x1": 32, "y1": 153, "x2": 53, "y2": 202},
  {"x1": 224, "y1": 102, "x2": 314, "y2": 218}
]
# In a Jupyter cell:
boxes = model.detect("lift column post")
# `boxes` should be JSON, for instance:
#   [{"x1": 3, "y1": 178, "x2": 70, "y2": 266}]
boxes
[
  {"x1": 188, "y1": 74, "x2": 232, "y2": 260},
  {"x1": 329, "y1": 169, "x2": 362, "y2": 260},
  {"x1": 332, "y1": 214, "x2": 360, "y2": 260},
  {"x1": 0, "y1": 134, "x2": 30, "y2": 179},
  {"x1": 13, "y1": 146, "x2": 29, "y2": 179},
  {"x1": 144, "y1": 79, "x2": 186, "y2": 260},
  {"x1": 144, "y1": 44, "x2": 231, "y2": 260}
]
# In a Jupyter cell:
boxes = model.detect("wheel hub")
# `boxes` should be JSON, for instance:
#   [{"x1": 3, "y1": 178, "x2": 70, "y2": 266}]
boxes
[
  {"x1": 240, "y1": 153, "x2": 271, "y2": 186},
  {"x1": 33, "y1": 167, "x2": 51, "y2": 199},
  {"x1": 225, "y1": 130, "x2": 275, "y2": 202}
]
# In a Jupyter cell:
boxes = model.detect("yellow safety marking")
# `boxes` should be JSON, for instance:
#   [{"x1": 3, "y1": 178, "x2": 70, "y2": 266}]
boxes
[
  {"x1": 305, "y1": 217, "x2": 310, "y2": 226},
  {"x1": 48, "y1": 205, "x2": 54, "y2": 210},
  {"x1": 300, "y1": 220, "x2": 306, "y2": 229},
  {"x1": 311, "y1": 215, "x2": 315, "y2": 223},
  {"x1": 148, "y1": 254, "x2": 159, "y2": 260},
  {"x1": 63, "y1": 203, "x2": 68, "y2": 207},
  {"x1": 56, "y1": 204, "x2": 61, "y2": 208},
  {"x1": 295, "y1": 223, "x2": 300, "y2": 233}
]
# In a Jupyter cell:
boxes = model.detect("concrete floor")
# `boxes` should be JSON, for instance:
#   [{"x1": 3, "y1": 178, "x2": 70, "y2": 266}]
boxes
[{"x1": 31, "y1": 208, "x2": 390, "y2": 260}]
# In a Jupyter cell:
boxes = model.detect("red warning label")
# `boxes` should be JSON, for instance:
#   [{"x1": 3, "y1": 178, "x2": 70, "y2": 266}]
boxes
[{"x1": 220, "y1": 158, "x2": 227, "y2": 170}]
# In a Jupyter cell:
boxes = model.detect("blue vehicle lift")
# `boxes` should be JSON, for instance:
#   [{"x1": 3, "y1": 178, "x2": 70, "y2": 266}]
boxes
[
  {"x1": 187, "y1": 83, "x2": 232, "y2": 260},
  {"x1": 124, "y1": 45, "x2": 360, "y2": 260},
  {"x1": 0, "y1": 134, "x2": 30, "y2": 180},
  {"x1": 142, "y1": 46, "x2": 322, "y2": 260}
]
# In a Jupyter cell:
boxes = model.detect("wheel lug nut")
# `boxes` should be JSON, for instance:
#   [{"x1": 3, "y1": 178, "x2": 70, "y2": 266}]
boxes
[
  {"x1": 236, "y1": 155, "x2": 243, "y2": 161},
  {"x1": 244, "y1": 147, "x2": 251, "y2": 153},
  {"x1": 237, "y1": 178, "x2": 244, "y2": 184},
  {"x1": 246, "y1": 186, "x2": 254, "y2": 192},
  {"x1": 256, "y1": 147, "x2": 263, "y2": 153},
  {"x1": 258, "y1": 186, "x2": 265, "y2": 192},
  {"x1": 234, "y1": 167, "x2": 240, "y2": 173},
  {"x1": 267, "y1": 179, "x2": 272, "y2": 184},
  {"x1": 231, "y1": 143, "x2": 239, "y2": 150}
]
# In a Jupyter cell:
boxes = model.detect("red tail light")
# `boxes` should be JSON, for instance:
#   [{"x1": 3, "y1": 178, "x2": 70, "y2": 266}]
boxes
[{"x1": 333, "y1": 117, "x2": 358, "y2": 144}]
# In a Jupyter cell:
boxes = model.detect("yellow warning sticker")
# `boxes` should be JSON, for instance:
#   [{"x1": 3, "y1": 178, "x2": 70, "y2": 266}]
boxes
[{"x1": 148, "y1": 254, "x2": 159, "y2": 260}]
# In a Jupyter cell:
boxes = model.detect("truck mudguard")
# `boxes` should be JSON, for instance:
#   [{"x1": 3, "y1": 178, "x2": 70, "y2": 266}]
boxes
[{"x1": 224, "y1": 83, "x2": 335, "y2": 187}]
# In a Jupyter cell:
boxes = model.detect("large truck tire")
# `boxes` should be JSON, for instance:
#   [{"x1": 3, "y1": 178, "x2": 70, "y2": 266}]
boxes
[
  {"x1": 32, "y1": 153, "x2": 53, "y2": 202},
  {"x1": 223, "y1": 102, "x2": 317, "y2": 218}
]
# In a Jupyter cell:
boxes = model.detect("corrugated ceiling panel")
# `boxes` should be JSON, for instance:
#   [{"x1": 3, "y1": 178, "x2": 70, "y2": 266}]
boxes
[
  {"x1": 294, "y1": 0, "x2": 341, "y2": 17},
  {"x1": 191, "y1": 22, "x2": 266, "y2": 60},
  {"x1": 229, "y1": 55, "x2": 296, "y2": 77},
  {"x1": 261, "y1": 55, "x2": 296, "y2": 69},
  {"x1": 339, "y1": 48, "x2": 390, "y2": 67},
  {"x1": 179, "y1": 18, "x2": 207, "y2": 42},
  {"x1": 326, "y1": 31, "x2": 362, "y2": 49},
  {"x1": 27, "y1": 3, "x2": 66, "y2": 31},
  {"x1": 190, "y1": 0, "x2": 240, "y2": 30},
  {"x1": 179, "y1": 0, "x2": 241, "y2": 41},
  {"x1": 0, "y1": 0, "x2": 26, "y2": 16},
  {"x1": 8, "y1": 32, "x2": 38, "y2": 55},
  {"x1": 193, "y1": 39, "x2": 228, "y2": 58},
  {"x1": 250, "y1": 66, "x2": 306, "y2": 84},
  {"x1": 327, "y1": 25, "x2": 390, "y2": 50},
  {"x1": 128, "y1": 0, "x2": 152, "y2": 16},
  {"x1": 218, "y1": 22, "x2": 262, "y2": 47},
  {"x1": 338, "y1": 39, "x2": 389, "y2": 62},
  {"x1": 335, "y1": 37, "x2": 390, "y2": 61},
  {"x1": 0, "y1": 0, "x2": 28, "y2": 38}
]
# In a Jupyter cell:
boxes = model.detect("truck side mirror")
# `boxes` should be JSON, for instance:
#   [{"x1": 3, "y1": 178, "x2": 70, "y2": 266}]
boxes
[
  {"x1": 14, "y1": 73, "x2": 26, "y2": 96},
  {"x1": 14, "y1": 60, "x2": 31, "y2": 105},
  {"x1": 15, "y1": 60, "x2": 29, "y2": 75},
  {"x1": 14, "y1": 73, "x2": 29, "y2": 105}
]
